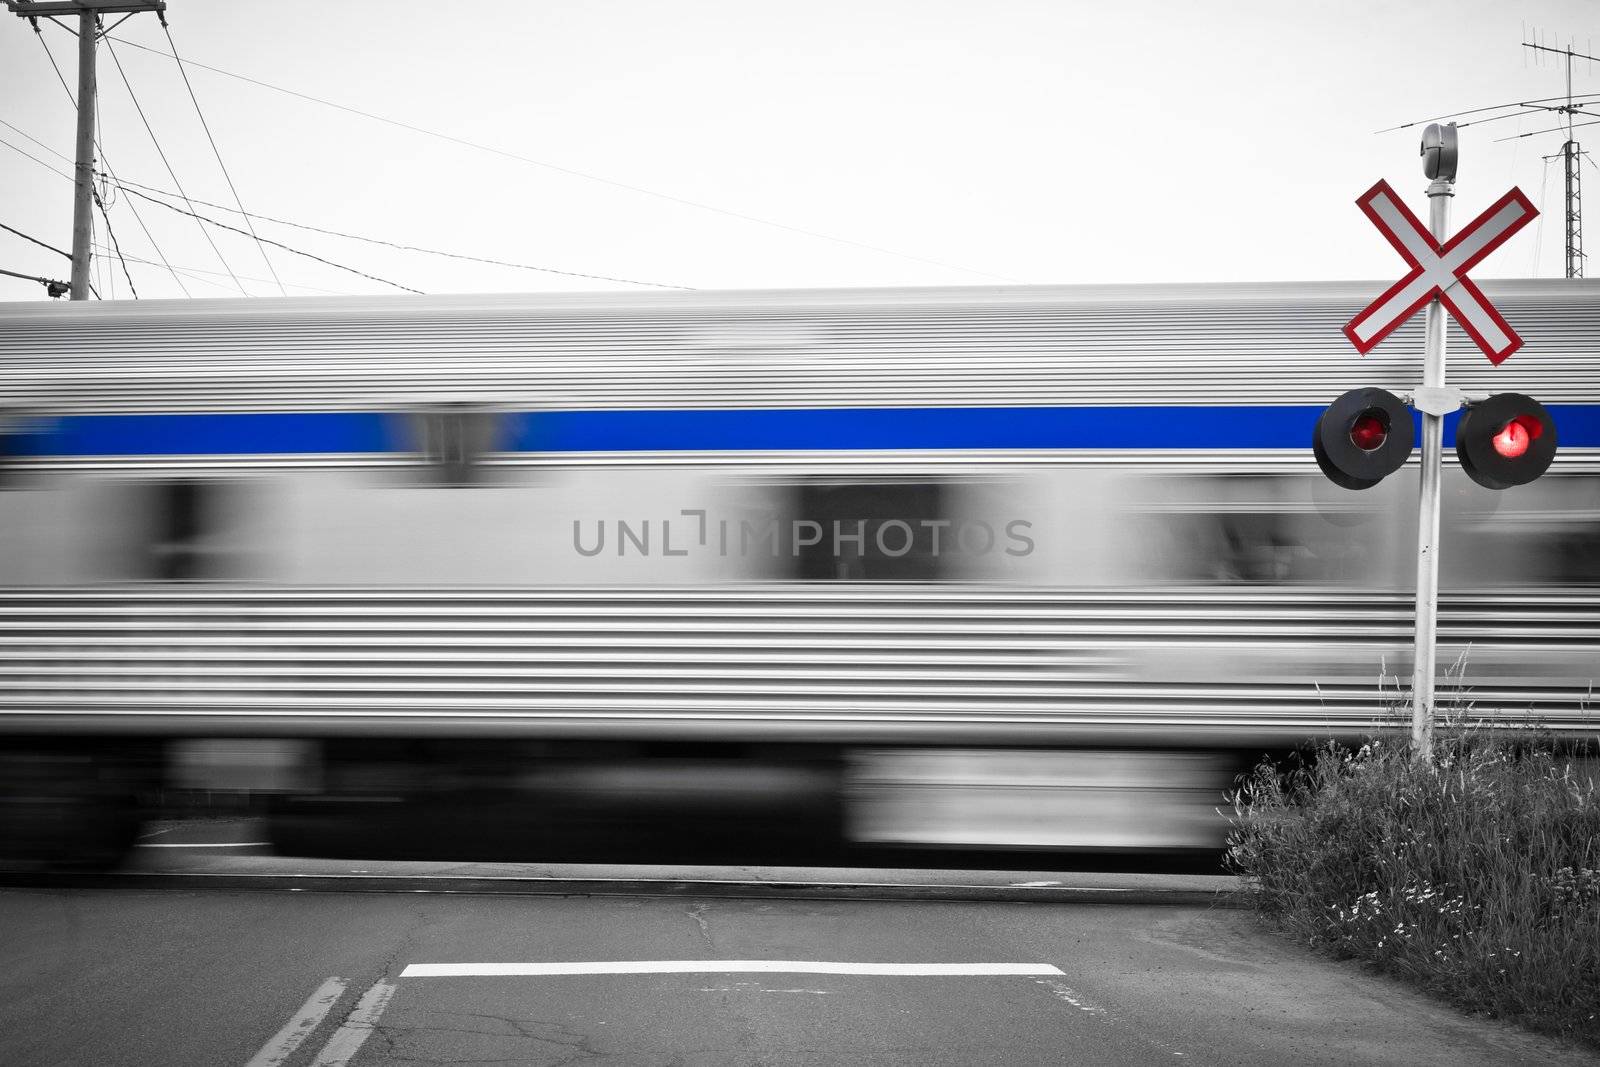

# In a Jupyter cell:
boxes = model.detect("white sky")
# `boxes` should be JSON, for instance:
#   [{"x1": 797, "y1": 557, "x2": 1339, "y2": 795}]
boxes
[{"x1": 1, "y1": 0, "x2": 1597, "y2": 300}]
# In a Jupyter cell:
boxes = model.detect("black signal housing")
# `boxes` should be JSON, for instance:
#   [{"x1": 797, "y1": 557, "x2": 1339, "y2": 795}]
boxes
[
  {"x1": 1455, "y1": 392, "x2": 1557, "y2": 490},
  {"x1": 1313, "y1": 387, "x2": 1415, "y2": 490}
]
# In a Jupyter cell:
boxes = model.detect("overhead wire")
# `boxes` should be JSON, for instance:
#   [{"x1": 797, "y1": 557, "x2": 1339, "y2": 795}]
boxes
[
  {"x1": 117, "y1": 186, "x2": 425, "y2": 293},
  {"x1": 0, "y1": 219, "x2": 100, "y2": 299},
  {"x1": 1531, "y1": 156, "x2": 1552, "y2": 276},
  {"x1": 2, "y1": 131, "x2": 424, "y2": 296},
  {"x1": 88, "y1": 77, "x2": 136, "y2": 297},
  {"x1": 0, "y1": 129, "x2": 72, "y2": 180},
  {"x1": 1, "y1": 118, "x2": 187, "y2": 295},
  {"x1": 6, "y1": 115, "x2": 687, "y2": 291},
  {"x1": 92, "y1": 190, "x2": 137, "y2": 297},
  {"x1": 103, "y1": 33, "x2": 1024, "y2": 284},
  {"x1": 153, "y1": 21, "x2": 285, "y2": 295},
  {"x1": 29, "y1": 25, "x2": 193, "y2": 295},
  {"x1": 45, "y1": 26, "x2": 246, "y2": 295},
  {"x1": 0, "y1": 219, "x2": 71, "y2": 259},
  {"x1": 110, "y1": 162, "x2": 188, "y2": 294},
  {"x1": 110, "y1": 175, "x2": 691, "y2": 289},
  {"x1": 4, "y1": 127, "x2": 686, "y2": 291},
  {"x1": 93, "y1": 244, "x2": 355, "y2": 295},
  {"x1": 5, "y1": 111, "x2": 188, "y2": 294}
]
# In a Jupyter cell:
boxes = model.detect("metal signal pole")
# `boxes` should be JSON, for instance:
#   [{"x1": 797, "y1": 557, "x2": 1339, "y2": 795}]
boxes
[
  {"x1": 1411, "y1": 124, "x2": 1457, "y2": 761},
  {"x1": 6, "y1": 1, "x2": 167, "y2": 300}
]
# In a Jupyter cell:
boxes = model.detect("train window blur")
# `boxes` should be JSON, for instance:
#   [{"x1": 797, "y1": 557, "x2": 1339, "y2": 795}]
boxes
[
  {"x1": 1138, "y1": 474, "x2": 1384, "y2": 584},
  {"x1": 1474, "y1": 475, "x2": 1600, "y2": 584},
  {"x1": 140, "y1": 480, "x2": 234, "y2": 581},
  {"x1": 791, "y1": 481, "x2": 946, "y2": 580},
  {"x1": 412, "y1": 405, "x2": 506, "y2": 486}
]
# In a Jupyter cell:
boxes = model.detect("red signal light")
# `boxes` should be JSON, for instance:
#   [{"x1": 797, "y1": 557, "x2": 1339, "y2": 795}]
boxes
[
  {"x1": 1314, "y1": 388, "x2": 1413, "y2": 490},
  {"x1": 1491, "y1": 418, "x2": 1530, "y2": 459},
  {"x1": 1349, "y1": 412, "x2": 1388, "y2": 452},
  {"x1": 1456, "y1": 394, "x2": 1557, "y2": 490}
]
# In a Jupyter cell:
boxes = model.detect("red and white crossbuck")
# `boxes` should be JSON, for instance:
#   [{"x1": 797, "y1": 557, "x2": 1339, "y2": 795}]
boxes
[{"x1": 1343, "y1": 180, "x2": 1537, "y2": 365}]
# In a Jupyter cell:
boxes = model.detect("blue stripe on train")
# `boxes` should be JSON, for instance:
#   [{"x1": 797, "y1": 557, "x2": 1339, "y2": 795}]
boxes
[{"x1": 9, "y1": 405, "x2": 1600, "y2": 456}]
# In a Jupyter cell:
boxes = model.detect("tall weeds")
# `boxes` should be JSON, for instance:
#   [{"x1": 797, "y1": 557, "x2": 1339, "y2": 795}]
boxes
[{"x1": 1227, "y1": 732, "x2": 1600, "y2": 1047}]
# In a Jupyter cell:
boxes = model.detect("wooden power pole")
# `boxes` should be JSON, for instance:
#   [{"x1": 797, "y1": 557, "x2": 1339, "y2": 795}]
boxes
[{"x1": 6, "y1": 0, "x2": 167, "y2": 300}]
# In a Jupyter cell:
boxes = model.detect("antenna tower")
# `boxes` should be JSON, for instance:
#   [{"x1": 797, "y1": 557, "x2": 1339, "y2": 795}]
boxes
[
  {"x1": 1524, "y1": 35, "x2": 1595, "y2": 277},
  {"x1": 1381, "y1": 30, "x2": 1598, "y2": 279}
]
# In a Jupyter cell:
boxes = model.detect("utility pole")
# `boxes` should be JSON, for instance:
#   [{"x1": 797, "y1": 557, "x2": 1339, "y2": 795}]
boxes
[{"x1": 6, "y1": 0, "x2": 166, "y2": 300}]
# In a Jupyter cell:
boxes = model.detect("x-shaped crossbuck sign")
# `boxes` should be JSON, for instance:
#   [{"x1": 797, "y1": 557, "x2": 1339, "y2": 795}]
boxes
[{"x1": 1343, "y1": 180, "x2": 1537, "y2": 365}]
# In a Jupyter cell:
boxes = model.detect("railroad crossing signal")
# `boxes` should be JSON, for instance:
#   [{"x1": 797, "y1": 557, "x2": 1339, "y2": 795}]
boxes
[
  {"x1": 1343, "y1": 180, "x2": 1537, "y2": 365},
  {"x1": 1323, "y1": 125, "x2": 1554, "y2": 761},
  {"x1": 1321, "y1": 167, "x2": 1557, "y2": 493},
  {"x1": 1314, "y1": 386, "x2": 1559, "y2": 492}
]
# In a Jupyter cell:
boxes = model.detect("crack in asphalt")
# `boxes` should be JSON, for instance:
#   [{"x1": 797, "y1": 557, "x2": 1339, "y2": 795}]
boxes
[{"x1": 687, "y1": 902, "x2": 716, "y2": 952}]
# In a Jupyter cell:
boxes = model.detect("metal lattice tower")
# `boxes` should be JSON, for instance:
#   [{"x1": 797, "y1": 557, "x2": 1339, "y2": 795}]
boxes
[
  {"x1": 1564, "y1": 139, "x2": 1584, "y2": 277},
  {"x1": 1383, "y1": 35, "x2": 1597, "y2": 280},
  {"x1": 1525, "y1": 37, "x2": 1596, "y2": 278}
]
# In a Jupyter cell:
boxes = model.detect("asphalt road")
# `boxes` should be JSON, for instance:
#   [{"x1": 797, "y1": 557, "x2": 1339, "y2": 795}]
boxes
[{"x1": 1, "y1": 882, "x2": 1593, "y2": 1066}]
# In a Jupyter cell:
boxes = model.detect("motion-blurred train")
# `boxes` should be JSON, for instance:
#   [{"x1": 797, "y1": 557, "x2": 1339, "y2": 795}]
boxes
[{"x1": 1, "y1": 280, "x2": 1597, "y2": 867}]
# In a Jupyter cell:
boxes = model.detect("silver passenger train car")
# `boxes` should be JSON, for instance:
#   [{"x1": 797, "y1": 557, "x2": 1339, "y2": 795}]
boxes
[{"x1": 1, "y1": 281, "x2": 1598, "y2": 865}]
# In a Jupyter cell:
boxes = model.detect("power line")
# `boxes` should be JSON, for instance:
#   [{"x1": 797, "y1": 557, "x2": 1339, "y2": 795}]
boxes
[
  {"x1": 0, "y1": 118, "x2": 189, "y2": 295},
  {"x1": 118, "y1": 185, "x2": 424, "y2": 293},
  {"x1": 103, "y1": 33, "x2": 1024, "y2": 284},
  {"x1": 0, "y1": 130, "x2": 72, "y2": 179},
  {"x1": 152, "y1": 22, "x2": 284, "y2": 295},
  {"x1": 6, "y1": 128, "x2": 520, "y2": 296},
  {"x1": 94, "y1": 243, "x2": 355, "y2": 295},
  {"x1": 0, "y1": 114, "x2": 72, "y2": 164},
  {"x1": 81, "y1": 74, "x2": 136, "y2": 299},
  {"x1": 82, "y1": 38, "x2": 202, "y2": 294},
  {"x1": 0, "y1": 221, "x2": 98, "y2": 297},
  {"x1": 4, "y1": 125, "x2": 685, "y2": 292},
  {"x1": 28, "y1": 25, "x2": 192, "y2": 295},
  {"x1": 0, "y1": 218, "x2": 70, "y2": 259},
  {"x1": 92, "y1": 187, "x2": 137, "y2": 297},
  {"x1": 110, "y1": 160, "x2": 188, "y2": 295},
  {"x1": 47, "y1": 29, "x2": 248, "y2": 295},
  {"x1": 111, "y1": 175, "x2": 691, "y2": 289}
]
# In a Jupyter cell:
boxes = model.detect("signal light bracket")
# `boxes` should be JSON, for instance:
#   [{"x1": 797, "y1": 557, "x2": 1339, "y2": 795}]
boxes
[{"x1": 1404, "y1": 386, "x2": 1479, "y2": 417}]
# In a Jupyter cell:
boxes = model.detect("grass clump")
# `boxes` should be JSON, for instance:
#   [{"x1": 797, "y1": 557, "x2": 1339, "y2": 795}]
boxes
[{"x1": 1226, "y1": 732, "x2": 1600, "y2": 1048}]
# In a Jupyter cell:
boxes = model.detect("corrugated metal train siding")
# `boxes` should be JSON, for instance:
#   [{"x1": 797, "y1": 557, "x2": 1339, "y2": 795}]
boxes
[
  {"x1": 3, "y1": 282, "x2": 1598, "y2": 412},
  {"x1": 2, "y1": 587, "x2": 1595, "y2": 742}
]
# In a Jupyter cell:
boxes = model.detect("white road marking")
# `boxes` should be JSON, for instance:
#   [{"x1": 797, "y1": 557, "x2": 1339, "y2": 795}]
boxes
[
  {"x1": 696, "y1": 984, "x2": 832, "y2": 994},
  {"x1": 140, "y1": 842, "x2": 271, "y2": 848},
  {"x1": 242, "y1": 977, "x2": 347, "y2": 1067},
  {"x1": 136, "y1": 826, "x2": 176, "y2": 840},
  {"x1": 401, "y1": 961, "x2": 1064, "y2": 978},
  {"x1": 308, "y1": 979, "x2": 397, "y2": 1067}
]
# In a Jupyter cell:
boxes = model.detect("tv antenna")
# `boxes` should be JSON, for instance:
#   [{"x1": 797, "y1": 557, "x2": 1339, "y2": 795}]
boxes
[{"x1": 1380, "y1": 28, "x2": 1598, "y2": 278}]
